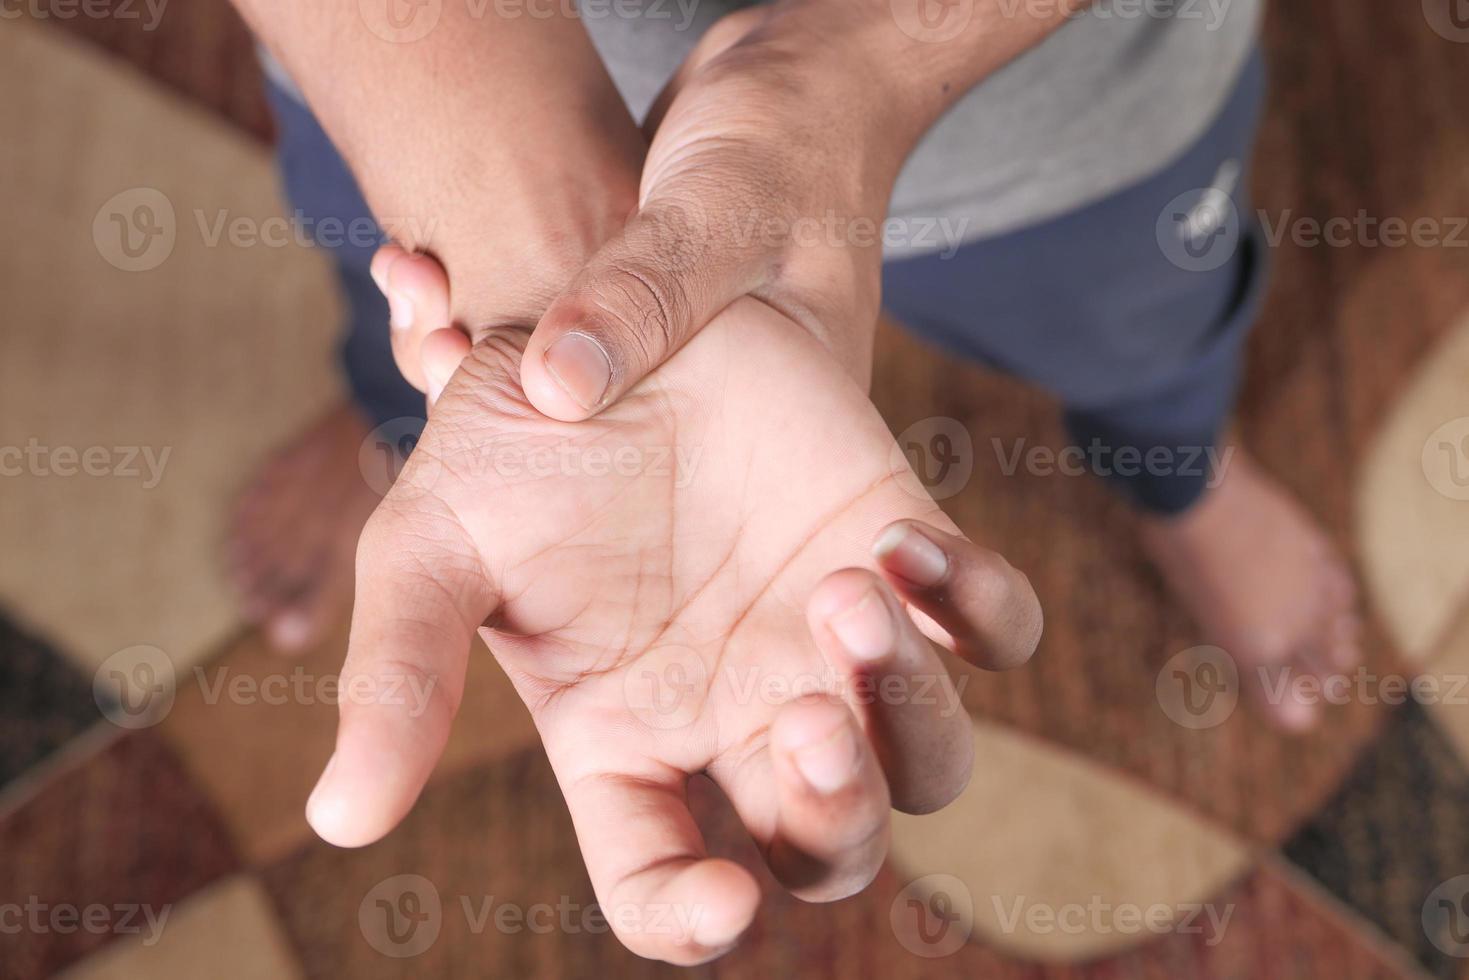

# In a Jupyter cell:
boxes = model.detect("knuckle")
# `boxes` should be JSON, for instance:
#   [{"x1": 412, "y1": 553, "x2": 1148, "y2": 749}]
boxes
[
  {"x1": 354, "y1": 507, "x2": 404, "y2": 569},
  {"x1": 345, "y1": 654, "x2": 461, "y2": 725},
  {"x1": 785, "y1": 832, "x2": 887, "y2": 904},
  {"x1": 964, "y1": 549, "x2": 1020, "y2": 611},
  {"x1": 639, "y1": 199, "x2": 711, "y2": 256},
  {"x1": 1010, "y1": 615, "x2": 1044, "y2": 669},
  {"x1": 1000, "y1": 570, "x2": 1044, "y2": 668},
  {"x1": 896, "y1": 749, "x2": 972, "y2": 816},
  {"x1": 959, "y1": 551, "x2": 1042, "y2": 669},
  {"x1": 587, "y1": 261, "x2": 691, "y2": 366}
]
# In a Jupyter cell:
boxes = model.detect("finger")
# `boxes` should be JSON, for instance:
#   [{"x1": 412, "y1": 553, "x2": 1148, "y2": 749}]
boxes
[
  {"x1": 263, "y1": 532, "x2": 356, "y2": 654},
  {"x1": 370, "y1": 245, "x2": 455, "y2": 393},
  {"x1": 520, "y1": 201, "x2": 770, "y2": 421},
  {"x1": 305, "y1": 497, "x2": 497, "y2": 847},
  {"x1": 420, "y1": 327, "x2": 471, "y2": 411},
  {"x1": 806, "y1": 569, "x2": 972, "y2": 814},
  {"x1": 761, "y1": 697, "x2": 892, "y2": 902},
  {"x1": 872, "y1": 520, "x2": 1043, "y2": 672},
  {"x1": 556, "y1": 765, "x2": 759, "y2": 964}
]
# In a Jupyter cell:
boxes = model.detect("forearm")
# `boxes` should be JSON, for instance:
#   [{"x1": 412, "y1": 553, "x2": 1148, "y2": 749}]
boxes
[{"x1": 233, "y1": 0, "x2": 644, "y2": 322}]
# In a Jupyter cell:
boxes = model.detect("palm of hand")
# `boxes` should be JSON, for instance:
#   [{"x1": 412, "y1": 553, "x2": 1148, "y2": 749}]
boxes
[
  {"x1": 408, "y1": 294, "x2": 947, "y2": 762},
  {"x1": 333, "y1": 298, "x2": 962, "y2": 957}
]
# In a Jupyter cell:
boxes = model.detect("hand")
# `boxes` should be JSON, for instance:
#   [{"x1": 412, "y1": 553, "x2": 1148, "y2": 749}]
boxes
[
  {"x1": 485, "y1": 0, "x2": 1082, "y2": 420},
  {"x1": 527, "y1": 5, "x2": 900, "y2": 418},
  {"x1": 377, "y1": 1, "x2": 1085, "y2": 419},
  {"x1": 309, "y1": 259, "x2": 1043, "y2": 963},
  {"x1": 380, "y1": 5, "x2": 925, "y2": 419}
]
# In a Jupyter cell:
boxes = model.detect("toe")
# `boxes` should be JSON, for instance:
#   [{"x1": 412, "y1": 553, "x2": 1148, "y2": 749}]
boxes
[
  {"x1": 224, "y1": 406, "x2": 376, "y2": 648},
  {"x1": 1257, "y1": 686, "x2": 1321, "y2": 733},
  {"x1": 266, "y1": 606, "x2": 315, "y2": 653},
  {"x1": 262, "y1": 534, "x2": 356, "y2": 654},
  {"x1": 1327, "y1": 609, "x2": 1363, "y2": 672},
  {"x1": 1237, "y1": 627, "x2": 1326, "y2": 734}
]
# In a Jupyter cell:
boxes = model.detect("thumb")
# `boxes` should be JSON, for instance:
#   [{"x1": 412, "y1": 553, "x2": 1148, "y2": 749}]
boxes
[
  {"x1": 305, "y1": 494, "x2": 498, "y2": 847},
  {"x1": 521, "y1": 200, "x2": 770, "y2": 421}
]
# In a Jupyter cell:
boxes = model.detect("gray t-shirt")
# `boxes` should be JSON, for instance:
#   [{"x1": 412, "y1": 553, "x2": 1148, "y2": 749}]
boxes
[
  {"x1": 264, "y1": 0, "x2": 1262, "y2": 257},
  {"x1": 581, "y1": 0, "x2": 1262, "y2": 256}
]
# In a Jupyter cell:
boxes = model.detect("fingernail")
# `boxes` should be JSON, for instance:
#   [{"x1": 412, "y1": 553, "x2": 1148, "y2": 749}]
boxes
[
  {"x1": 873, "y1": 524, "x2": 948, "y2": 588},
  {"x1": 387, "y1": 290, "x2": 414, "y2": 332},
  {"x1": 828, "y1": 589, "x2": 894, "y2": 662},
  {"x1": 544, "y1": 332, "x2": 612, "y2": 410},
  {"x1": 423, "y1": 351, "x2": 453, "y2": 405},
  {"x1": 305, "y1": 753, "x2": 338, "y2": 826},
  {"x1": 792, "y1": 724, "x2": 859, "y2": 794},
  {"x1": 692, "y1": 911, "x2": 746, "y2": 950}
]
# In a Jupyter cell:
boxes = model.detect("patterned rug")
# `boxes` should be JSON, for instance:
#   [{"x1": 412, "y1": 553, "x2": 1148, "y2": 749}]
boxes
[{"x1": 4, "y1": 2, "x2": 1469, "y2": 978}]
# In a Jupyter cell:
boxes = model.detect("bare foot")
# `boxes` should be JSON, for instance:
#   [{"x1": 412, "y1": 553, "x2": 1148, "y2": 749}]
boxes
[
  {"x1": 227, "y1": 404, "x2": 388, "y2": 653},
  {"x1": 1139, "y1": 450, "x2": 1361, "y2": 731}
]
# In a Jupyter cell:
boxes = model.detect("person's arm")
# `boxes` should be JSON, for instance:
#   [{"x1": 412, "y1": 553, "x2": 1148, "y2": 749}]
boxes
[
  {"x1": 397, "y1": 0, "x2": 1088, "y2": 420},
  {"x1": 231, "y1": 0, "x2": 644, "y2": 327}
]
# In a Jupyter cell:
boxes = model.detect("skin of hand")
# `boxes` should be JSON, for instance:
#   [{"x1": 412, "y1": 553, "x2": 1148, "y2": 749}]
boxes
[
  {"x1": 309, "y1": 279, "x2": 1043, "y2": 963},
  {"x1": 380, "y1": 0, "x2": 1091, "y2": 419},
  {"x1": 246, "y1": 0, "x2": 1041, "y2": 959}
]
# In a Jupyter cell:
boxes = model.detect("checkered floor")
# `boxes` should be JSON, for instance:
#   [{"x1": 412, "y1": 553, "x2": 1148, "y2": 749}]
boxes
[{"x1": 5, "y1": 3, "x2": 1469, "y2": 978}]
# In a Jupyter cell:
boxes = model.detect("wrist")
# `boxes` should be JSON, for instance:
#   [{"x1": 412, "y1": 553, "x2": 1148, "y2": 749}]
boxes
[
  {"x1": 246, "y1": 0, "x2": 647, "y2": 330},
  {"x1": 770, "y1": 0, "x2": 1089, "y2": 156},
  {"x1": 734, "y1": 2, "x2": 952, "y2": 196},
  {"x1": 374, "y1": 160, "x2": 640, "y2": 333},
  {"x1": 356, "y1": 107, "x2": 644, "y2": 332}
]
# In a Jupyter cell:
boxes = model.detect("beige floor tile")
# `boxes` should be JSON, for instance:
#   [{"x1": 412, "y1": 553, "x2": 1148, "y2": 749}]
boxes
[
  {"x1": 58, "y1": 875, "x2": 304, "y2": 980},
  {"x1": 1413, "y1": 599, "x2": 1469, "y2": 765},
  {"x1": 1355, "y1": 313, "x2": 1469, "y2": 661},
  {"x1": 889, "y1": 719, "x2": 1252, "y2": 963},
  {"x1": 0, "y1": 21, "x2": 341, "y2": 675}
]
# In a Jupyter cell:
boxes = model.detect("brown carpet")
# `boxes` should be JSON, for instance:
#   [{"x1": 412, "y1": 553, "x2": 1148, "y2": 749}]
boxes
[{"x1": 3, "y1": 0, "x2": 1467, "y2": 977}]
